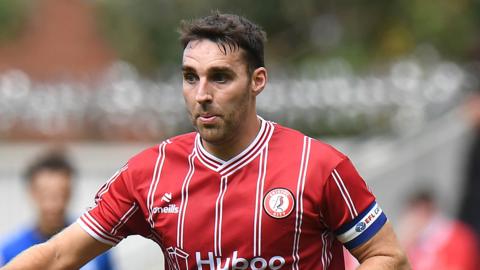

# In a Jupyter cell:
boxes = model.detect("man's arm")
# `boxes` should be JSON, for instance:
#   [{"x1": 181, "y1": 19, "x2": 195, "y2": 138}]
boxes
[
  {"x1": 350, "y1": 222, "x2": 410, "y2": 269},
  {"x1": 1, "y1": 223, "x2": 112, "y2": 270}
]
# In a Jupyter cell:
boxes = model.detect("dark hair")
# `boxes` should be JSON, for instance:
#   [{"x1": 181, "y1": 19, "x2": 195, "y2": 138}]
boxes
[
  {"x1": 179, "y1": 11, "x2": 267, "y2": 74},
  {"x1": 405, "y1": 185, "x2": 437, "y2": 209},
  {"x1": 408, "y1": 189, "x2": 435, "y2": 205},
  {"x1": 24, "y1": 151, "x2": 75, "y2": 183}
]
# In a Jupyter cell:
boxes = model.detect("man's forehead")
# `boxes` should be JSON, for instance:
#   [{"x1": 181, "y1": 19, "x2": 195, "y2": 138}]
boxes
[
  {"x1": 184, "y1": 39, "x2": 240, "y2": 53},
  {"x1": 182, "y1": 39, "x2": 245, "y2": 67}
]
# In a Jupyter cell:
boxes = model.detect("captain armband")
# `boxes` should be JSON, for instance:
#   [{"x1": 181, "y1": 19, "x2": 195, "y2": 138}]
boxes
[{"x1": 334, "y1": 201, "x2": 387, "y2": 250}]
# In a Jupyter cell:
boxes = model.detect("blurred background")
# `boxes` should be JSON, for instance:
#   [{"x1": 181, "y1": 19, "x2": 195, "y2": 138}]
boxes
[{"x1": 1, "y1": 0, "x2": 480, "y2": 269}]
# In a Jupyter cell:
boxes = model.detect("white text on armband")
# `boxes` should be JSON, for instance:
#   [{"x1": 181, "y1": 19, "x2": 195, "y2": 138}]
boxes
[{"x1": 337, "y1": 202, "x2": 383, "y2": 244}]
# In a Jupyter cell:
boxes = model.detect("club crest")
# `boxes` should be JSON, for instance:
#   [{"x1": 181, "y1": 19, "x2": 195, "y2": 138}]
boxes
[{"x1": 263, "y1": 188, "x2": 295, "y2": 219}]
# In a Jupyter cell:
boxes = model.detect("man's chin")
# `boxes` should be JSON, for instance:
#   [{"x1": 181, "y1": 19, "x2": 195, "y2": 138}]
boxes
[
  {"x1": 194, "y1": 121, "x2": 219, "y2": 133},
  {"x1": 197, "y1": 128, "x2": 225, "y2": 144}
]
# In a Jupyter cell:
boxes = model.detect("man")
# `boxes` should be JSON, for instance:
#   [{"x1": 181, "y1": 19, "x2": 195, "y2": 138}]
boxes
[
  {"x1": 0, "y1": 151, "x2": 114, "y2": 270},
  {"x1": 1, "y1": 12, "x2": 409, "y2": 269},
  {"x1": 398, "y1": 188, "x2": 479, "y2": 270}
]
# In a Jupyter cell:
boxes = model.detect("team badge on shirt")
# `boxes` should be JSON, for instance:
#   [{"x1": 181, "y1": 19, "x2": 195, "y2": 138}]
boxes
[{"x1": 263, "y1": 188, "x2": 295, "y2": 219}]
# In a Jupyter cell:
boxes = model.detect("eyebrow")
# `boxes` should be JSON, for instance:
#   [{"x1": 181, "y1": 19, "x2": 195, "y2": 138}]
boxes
[
  {"x1": 181, "y1": 66, "x2": 195, "y2": 72},
  {"x1": 181, "y1": 66, "x2": 234, "y2": 74},
  {"x1": 208, "y1": 66, "x2": 234, "y2": 74}
]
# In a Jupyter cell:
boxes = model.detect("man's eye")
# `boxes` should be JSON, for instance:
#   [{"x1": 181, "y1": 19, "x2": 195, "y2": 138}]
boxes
[
  {"x1": 211, "y1": 73, "x2": 229, "y2": 83},
  {"x1": 183, "y1": 73, "x2": 198, "y2": 83}
]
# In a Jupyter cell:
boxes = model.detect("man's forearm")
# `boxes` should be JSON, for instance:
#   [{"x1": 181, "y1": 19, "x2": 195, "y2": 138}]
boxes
[
  {"x1": 357, "y1": 252, "x2": 410, "y2": 270},
  {"x1": 1, "y1": 242, "x2": 60, "y2": 270},
  {"x1": 2, "y1": 224, "x2": 112, "y2": 270}
]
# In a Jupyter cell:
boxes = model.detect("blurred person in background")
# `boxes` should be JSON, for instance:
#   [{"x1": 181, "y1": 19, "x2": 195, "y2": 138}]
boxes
[
  {"x1": 398, "y1": 187, "x2": 480, "y2": 270},
  {"x1": 0, "y1": 150, "x2": 115, "y2": 270},
  {"x1": 1, "y1": 12, "x2": 409, "y2": 270},
  {"x1": 458, "y1": 89, "x2": 480, "y2": 239}
]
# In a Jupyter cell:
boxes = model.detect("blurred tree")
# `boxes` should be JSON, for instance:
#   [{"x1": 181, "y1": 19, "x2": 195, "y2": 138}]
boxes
[
  {"x1": 5, "y1": 0, "x2": 473, "y2": 75},
  {"x1": 0, "y1": 0, "x2": 30, "y2": 42}
]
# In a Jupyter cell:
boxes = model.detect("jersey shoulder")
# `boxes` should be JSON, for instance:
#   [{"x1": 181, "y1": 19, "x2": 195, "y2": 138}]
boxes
[
  {"x1": 127, "y1": 132, "x2": 196, "y2": 172},
  {"x1": 166, "y1": 132, "x2": 197, "y2": 150},
  {"x1": 272, "y1": 123, "x2": 347, "y2": 166}
]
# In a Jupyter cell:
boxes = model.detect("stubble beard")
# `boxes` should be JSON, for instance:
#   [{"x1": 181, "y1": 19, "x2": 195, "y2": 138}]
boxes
[
  {"x1": 192, "y1": 92, "x2": 251, "y2": 146},
  {"x1": 196, "y1": 118, "x2": 231, "y2": 145}
]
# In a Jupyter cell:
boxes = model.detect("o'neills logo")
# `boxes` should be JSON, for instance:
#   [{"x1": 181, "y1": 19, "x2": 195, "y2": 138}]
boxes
[
  {"x1": 263, "y1": 188, "x2": 295, "y2": 219},
  {"x1": 152, "y1": 204, "x2": 179, "y2": 214},
  {"x1": 196, "y1": 251, "x2": 285, "y2": 270}
]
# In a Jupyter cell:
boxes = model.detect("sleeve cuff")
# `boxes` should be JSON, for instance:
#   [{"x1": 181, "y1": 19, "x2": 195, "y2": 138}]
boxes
[
  {"x1": 77, "y1": 212, "x2": 123, "y2": 246},
  {"x1": 335, "y1": 201, "x2": 387, "y2": 250}
]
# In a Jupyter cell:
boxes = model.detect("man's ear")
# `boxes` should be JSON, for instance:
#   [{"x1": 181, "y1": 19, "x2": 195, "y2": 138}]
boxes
[{"x1": 251, "y1": 67, "x2": 267, "y2": 96}]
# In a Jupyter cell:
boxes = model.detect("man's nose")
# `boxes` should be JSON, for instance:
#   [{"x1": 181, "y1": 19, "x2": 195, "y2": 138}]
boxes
[{"x1": 195, "y1": 78, "x2": 213, "y2": 103}]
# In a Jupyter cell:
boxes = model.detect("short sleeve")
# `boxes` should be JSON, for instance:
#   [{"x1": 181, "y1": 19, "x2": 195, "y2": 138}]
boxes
[
  {"x1": 321, "y1": 158, "x2": 387, "y2": 250},
  {"x1": 77, "y1": 165, "x2": 150, "y2": 246}
]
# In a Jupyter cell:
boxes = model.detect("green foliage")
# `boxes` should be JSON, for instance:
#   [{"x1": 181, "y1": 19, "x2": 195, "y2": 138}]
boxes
[
  {"x1": 0, "y1": 0, "x2": 478, "y2": 72},
  {"x1": 91, "y1": 0, "x2": 480, "y2": 74},
  {"x1": 0, "y1": 0, "x2": 30, "y2": 41}
]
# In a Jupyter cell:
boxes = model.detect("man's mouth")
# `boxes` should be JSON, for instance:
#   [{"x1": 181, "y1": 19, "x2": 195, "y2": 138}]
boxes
[{"x1": 197, "y1": 113, "x2": 219, "y2": 124}]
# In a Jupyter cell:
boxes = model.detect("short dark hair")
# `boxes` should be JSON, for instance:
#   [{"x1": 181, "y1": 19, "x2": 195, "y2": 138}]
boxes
[
  {"x1": 405, "y1": 185, "x2": 437, "y2": 210},
  {"x1": 24, "y1": 151, "x2": 75, "y2": 183},
  {"x1": 179, "y1": 11, "x2": 267, "y2": 74},
  {"x1": 408, "y1": 189, "x2": 435, "y2": 205}
]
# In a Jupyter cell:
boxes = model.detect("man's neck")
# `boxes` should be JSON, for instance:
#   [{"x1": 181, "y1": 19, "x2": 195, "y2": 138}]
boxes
[{"x1": 202, "y1": 116, "x2": 261, "y2": 161}]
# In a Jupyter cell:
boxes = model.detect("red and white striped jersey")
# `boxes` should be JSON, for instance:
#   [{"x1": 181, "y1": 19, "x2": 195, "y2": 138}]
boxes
[{"x1": 78, "y1": 119, "x2": 387, "y2": 270}]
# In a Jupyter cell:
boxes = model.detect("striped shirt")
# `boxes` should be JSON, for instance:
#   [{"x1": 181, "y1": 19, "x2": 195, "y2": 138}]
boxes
[{"x1": 78, "y1": 119, "x2": 387, "y2": 270}]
